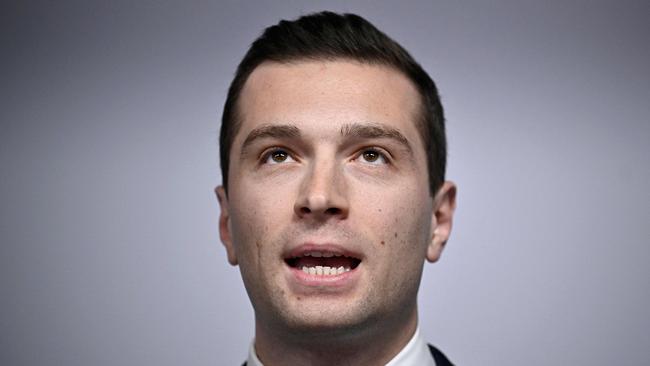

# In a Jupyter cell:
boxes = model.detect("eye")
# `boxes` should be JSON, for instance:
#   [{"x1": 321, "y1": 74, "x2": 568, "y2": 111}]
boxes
[
  {"x1": 263, "y1": 148, "x2": 296, "y2": 164},
  {"x1": 356, "y1": 148, "x2": 388, "y2": 165}
]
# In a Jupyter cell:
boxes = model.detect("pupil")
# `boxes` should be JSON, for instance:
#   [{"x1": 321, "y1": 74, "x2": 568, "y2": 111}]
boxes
[
  {"x1": 272, "y1": 151, "x2": 287, "y2": 162},
  {"x1": 363, "y1": 151, "x2": 378, "y2": 162}
]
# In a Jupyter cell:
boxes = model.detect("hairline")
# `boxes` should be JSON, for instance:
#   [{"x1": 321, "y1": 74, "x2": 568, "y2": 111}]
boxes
[{"x1": 226, "y1": 57, "x2": 431, "y2": 184}]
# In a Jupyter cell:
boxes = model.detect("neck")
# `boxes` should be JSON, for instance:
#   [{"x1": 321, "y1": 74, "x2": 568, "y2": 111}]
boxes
[{"x1": 253, "y1": 306, "x2": 419, "y2": 366}]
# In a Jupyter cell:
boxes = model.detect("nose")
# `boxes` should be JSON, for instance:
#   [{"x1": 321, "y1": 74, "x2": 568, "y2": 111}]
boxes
[{"x1": 294, "y1": 158, "x2": 349, "y2": 221}]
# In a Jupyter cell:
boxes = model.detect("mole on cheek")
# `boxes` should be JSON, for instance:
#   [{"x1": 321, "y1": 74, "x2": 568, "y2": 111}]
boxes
[
  {"x1": 394, "y1": 232, "x2": 398, "y2": 238},
  {"x1": 380, "y1": 240, "x2": 385, "y2": 245}
]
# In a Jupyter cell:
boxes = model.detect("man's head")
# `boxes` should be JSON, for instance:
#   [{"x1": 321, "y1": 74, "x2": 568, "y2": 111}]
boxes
[
  {"x1": 220, "y1": 11, "x2": 447, "y2": 196},
  {"x1": 216, "y1": 11, "x2": 456, "y2": 349}
]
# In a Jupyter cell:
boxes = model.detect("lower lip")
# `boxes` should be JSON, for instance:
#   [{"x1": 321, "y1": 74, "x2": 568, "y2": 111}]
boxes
[{"x1": 286, "y1": 264, "x2": 360, "y2": 288}]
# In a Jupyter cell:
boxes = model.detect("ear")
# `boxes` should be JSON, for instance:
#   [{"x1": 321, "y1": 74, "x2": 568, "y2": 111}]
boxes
[
  {"x1": 215, "y1": 186, "x2": 238, "y2": 265},
  {"x1": 426, "y1": 181, "x2": 457, "y2": 263}
]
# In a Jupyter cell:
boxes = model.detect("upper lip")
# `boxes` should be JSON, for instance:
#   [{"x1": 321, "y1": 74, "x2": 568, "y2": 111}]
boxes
[{"x1": 283, "y1": 243, "x2": 364, "y2": 261}]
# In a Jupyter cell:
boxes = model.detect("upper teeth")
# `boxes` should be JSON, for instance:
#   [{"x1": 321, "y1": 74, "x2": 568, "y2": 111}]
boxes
[
  {"x1": 302, "y1": 266, "x2": 350, "y2": 275},
  {"x1": 303, "y1": 251, "x2": 341, "y2": 258}
]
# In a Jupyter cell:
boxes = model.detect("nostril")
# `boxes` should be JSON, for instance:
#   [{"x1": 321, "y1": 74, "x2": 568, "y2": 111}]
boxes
[
  {"x1": 297, "y1": 206, "x2": 342, "y2": 216},
  {"x1": 325, "y1": 207, "x2": 341, "y2": 215}
]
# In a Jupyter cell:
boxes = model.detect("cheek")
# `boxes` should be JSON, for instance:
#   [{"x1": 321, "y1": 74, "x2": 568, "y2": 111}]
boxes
[
  {"x1": 228, "y1": 182, "x2": 296, "y2": 257},
  {"x1": 359, "y1": 187, "x2": 431, "y2": 306},
  {"x1": 358, "y1": 184, "x2": 432, "y2": 252}
]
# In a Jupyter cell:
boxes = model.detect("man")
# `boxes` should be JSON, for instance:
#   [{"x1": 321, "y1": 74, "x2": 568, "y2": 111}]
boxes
[{"x1": 216, "y1": 11, "x2": 457, "y2": 366}]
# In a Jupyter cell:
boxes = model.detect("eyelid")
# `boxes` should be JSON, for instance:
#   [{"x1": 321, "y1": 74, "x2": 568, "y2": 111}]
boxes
[
  {"x1": 353, "y1": 146, "x2": 392, "y2": 164},
  {"x1": 257, "y1": 145, "x2": 392, "y2": 165},
  {"x1": 259, "y1": 146, "x2": 298, "y2": 164}
]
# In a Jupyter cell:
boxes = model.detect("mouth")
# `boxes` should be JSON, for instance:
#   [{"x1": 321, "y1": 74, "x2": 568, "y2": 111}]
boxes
[{"x1": 284, "y1": 248, "x2": 362, "y2": 277}]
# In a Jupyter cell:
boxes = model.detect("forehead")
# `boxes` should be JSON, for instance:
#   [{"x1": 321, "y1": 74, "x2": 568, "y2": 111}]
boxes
[{"x1": 236, "y1": 60, "x2": 422, "y2": 144}]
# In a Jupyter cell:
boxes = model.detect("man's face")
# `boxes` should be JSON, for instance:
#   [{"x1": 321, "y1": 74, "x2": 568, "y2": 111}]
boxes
[{"x1": 217, "y1": 60, "x2": 454, "y2": 335}]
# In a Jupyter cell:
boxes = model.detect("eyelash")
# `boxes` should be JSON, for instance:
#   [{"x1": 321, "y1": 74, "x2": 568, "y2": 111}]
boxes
[
  {"x1": 259, "y1": 147, "x2": 391, "y2": 166},
  {"x1": 354, "y1": 147, "x2": 390, "y2": 165},
  {"x1": 260, "y1": 147, "x2": 296, "y2": 165}
]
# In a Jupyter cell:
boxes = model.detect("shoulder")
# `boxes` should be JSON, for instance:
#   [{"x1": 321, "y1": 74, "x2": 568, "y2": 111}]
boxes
[{"x1": 243, "y1": 346, "x2": 454, "y2": 365}]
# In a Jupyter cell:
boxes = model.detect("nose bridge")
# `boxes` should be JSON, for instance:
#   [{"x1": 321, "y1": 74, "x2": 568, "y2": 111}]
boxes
[{"x1": 295, "y1": 152, "x2": 348, "y2": 219}]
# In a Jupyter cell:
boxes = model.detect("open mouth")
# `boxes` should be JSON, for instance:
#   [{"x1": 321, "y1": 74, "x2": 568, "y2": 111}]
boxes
[{"x1": 285, "y1": 251, "x2": 362, "y2": 276}]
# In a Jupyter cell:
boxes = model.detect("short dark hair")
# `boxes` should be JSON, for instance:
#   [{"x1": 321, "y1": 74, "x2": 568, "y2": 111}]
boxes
[{"x1": 220, "y1": 11, "x2": 446, "y2": 195}]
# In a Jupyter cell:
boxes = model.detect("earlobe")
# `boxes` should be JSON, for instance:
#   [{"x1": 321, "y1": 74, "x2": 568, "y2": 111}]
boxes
[
  {"x1": 215, "y1": 186, "x2": 238, "y2": 265},
  {"x1": 426, "y1": 181, "x2": 457, "y2": 263}
]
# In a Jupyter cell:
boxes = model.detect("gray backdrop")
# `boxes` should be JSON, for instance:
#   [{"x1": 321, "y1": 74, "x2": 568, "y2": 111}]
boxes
[{"x1": 1, "y1": 1, "x2": 648, "y2": 365}]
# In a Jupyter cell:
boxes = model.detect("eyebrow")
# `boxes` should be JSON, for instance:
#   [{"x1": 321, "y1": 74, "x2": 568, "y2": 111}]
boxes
[
  {"x1": 239, "y1": 122, "x2": 413, "y2": 157},
  {"x1": 240, "y1": 124, "x2": 301, "y2": 153},
  {"x1": 340, "y1": 122, "x2": 413, "y2": 154}
]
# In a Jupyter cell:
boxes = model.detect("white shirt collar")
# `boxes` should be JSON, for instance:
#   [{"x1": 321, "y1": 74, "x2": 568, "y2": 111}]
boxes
[
  {"x1": 246, "y1": 341, "x2": 263, "y2": 366},
  {"x1": 247, "y1": 326, "x2": 436, "y2": 366}
]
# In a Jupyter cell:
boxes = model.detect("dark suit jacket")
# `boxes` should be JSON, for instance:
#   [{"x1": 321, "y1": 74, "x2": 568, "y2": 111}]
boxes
[
  {"x1": 242, "y1": 343, "x2": 453, "y2": 365},
  {"x1": 428, "y1": 344, "x2": 454, "y2": 365}
]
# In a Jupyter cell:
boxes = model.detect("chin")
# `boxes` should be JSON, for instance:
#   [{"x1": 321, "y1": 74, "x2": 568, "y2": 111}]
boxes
[{"x1": 275, "y1": 299, "x2": 377, "y2": 336}]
